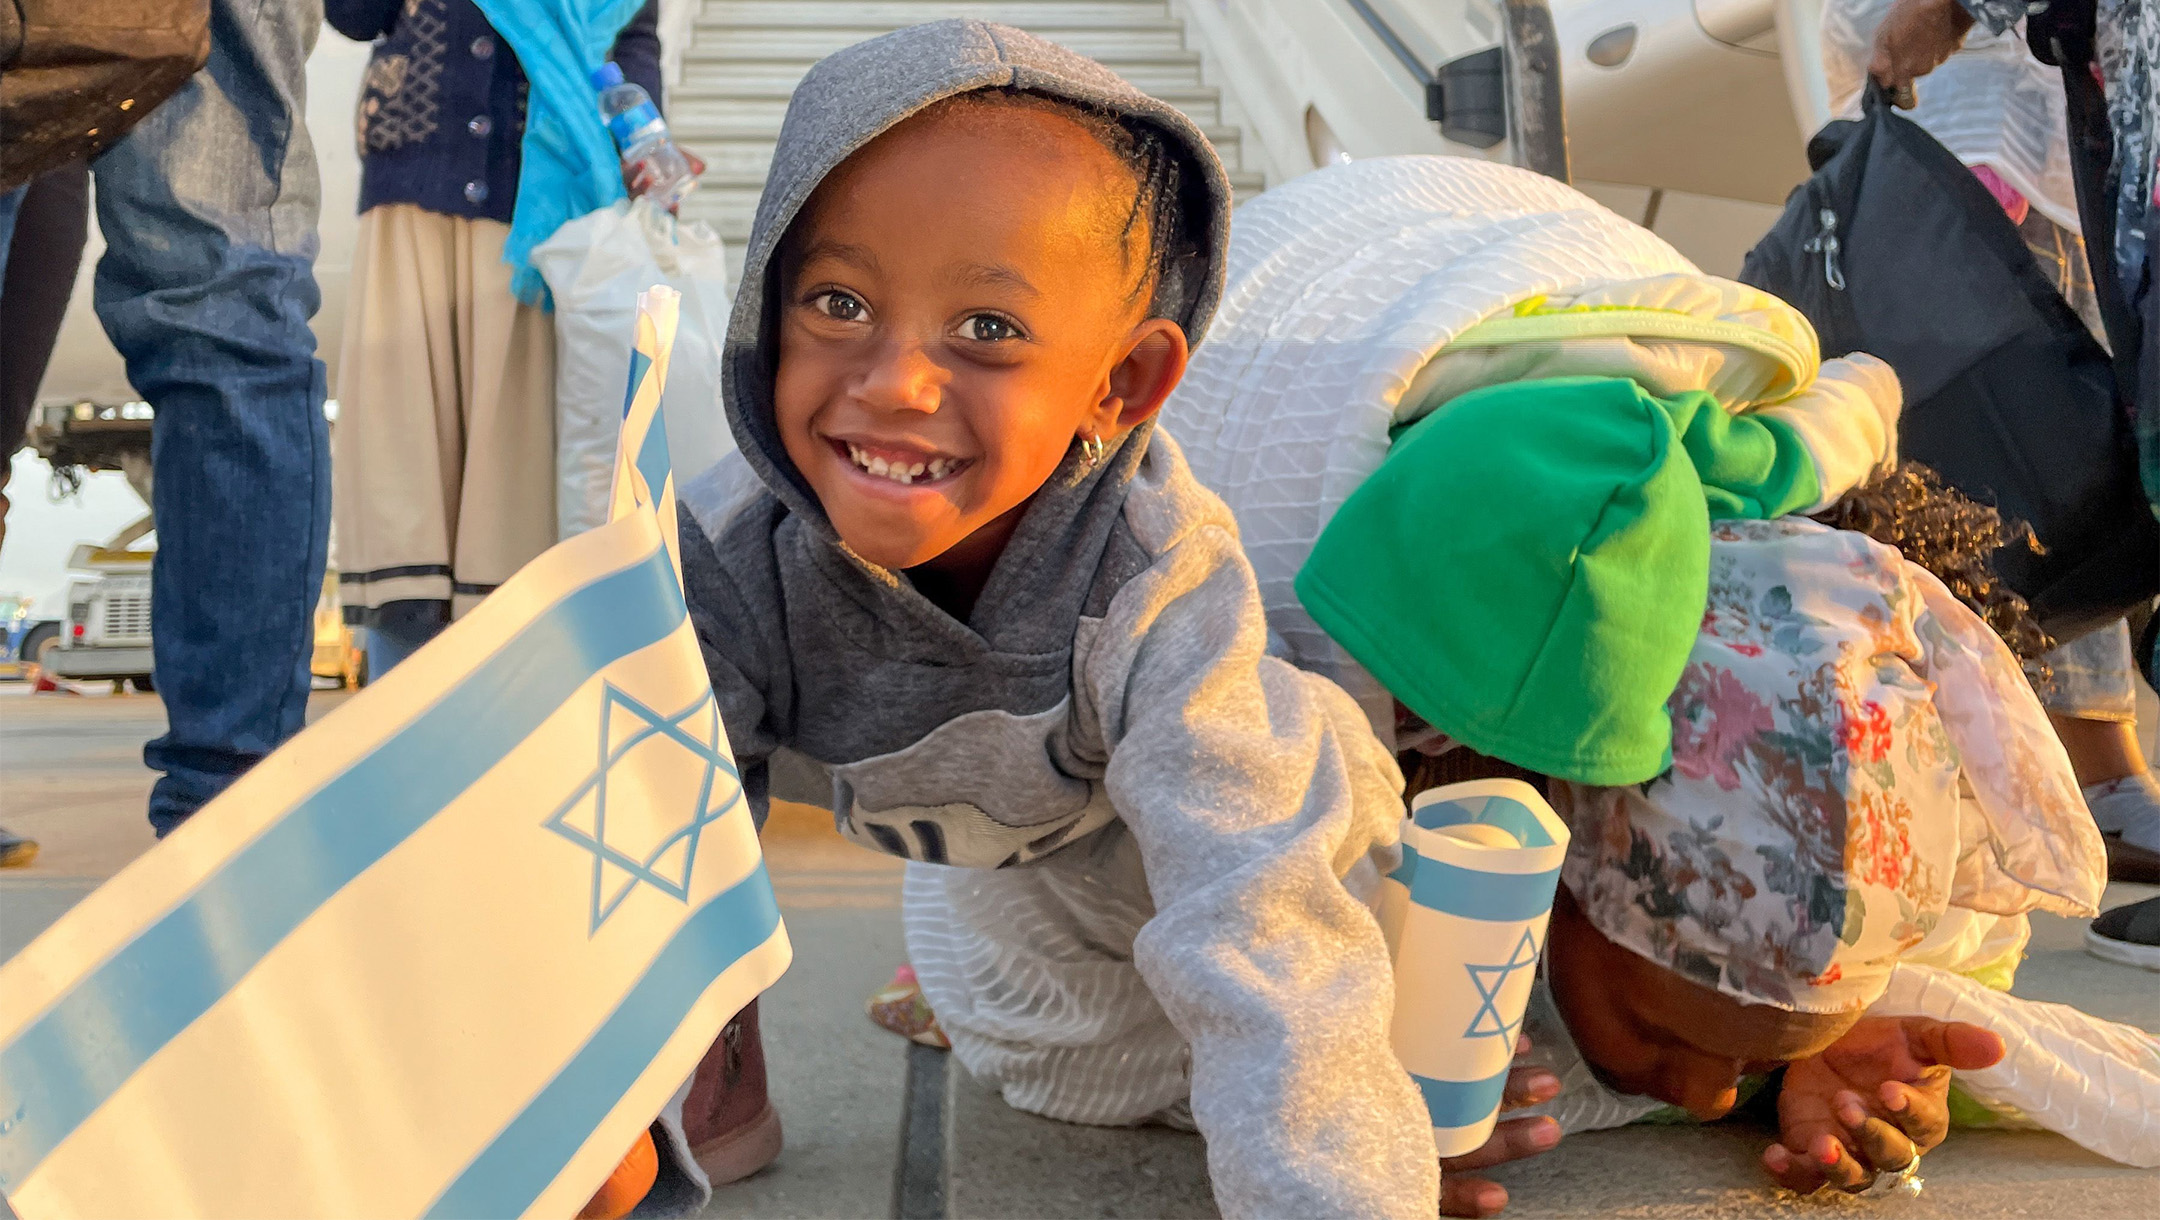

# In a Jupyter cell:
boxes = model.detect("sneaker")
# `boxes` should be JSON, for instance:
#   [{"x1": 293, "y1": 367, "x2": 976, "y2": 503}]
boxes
[
  {"x1": 2084, "y1": 896, "x2": 2160, "y2": 971},
  {"x1": 0, "y1": 827, "x2": 38, "y2": 869},
  {"x1": 681, "y1": 998, "x2": 783, "y2": 1186},
  {"x1": 578, "y1": 1127, "x2": 659, "y2": 1220},
  {"x1": 2085, "y1": 773, "x2": 2160, "y2": 885}
]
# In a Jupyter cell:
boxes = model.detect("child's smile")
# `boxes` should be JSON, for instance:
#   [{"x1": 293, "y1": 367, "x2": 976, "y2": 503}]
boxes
[
  {"x1": 835, "y1": 438, "x2": 971, "y2": 488},
  {"x1": 769, "y1": 95, "x2": 1188, "y2": 611}
]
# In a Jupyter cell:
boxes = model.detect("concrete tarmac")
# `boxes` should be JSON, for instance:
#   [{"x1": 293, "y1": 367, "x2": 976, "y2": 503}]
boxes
[
  {"x1": 0, "y1": 688, "x2": 909, "y2": 1217},
  {"x1": 4, "y1": 686, "x2": 2157, "y2": 1218}
]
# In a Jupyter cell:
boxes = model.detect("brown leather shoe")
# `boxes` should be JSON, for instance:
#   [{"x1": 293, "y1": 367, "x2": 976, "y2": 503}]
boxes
[
  {"x1": 2104, "y1": 832, "x2": 2160, "y2": 885},
  {"x1": 681, "y1": 998, "x2": 782, "y2": 1185}
]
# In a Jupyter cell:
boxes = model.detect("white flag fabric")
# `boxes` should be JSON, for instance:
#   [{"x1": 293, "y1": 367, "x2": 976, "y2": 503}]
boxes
[{"x1": 0, "y1": 287, "x2": 789, "y2": 1219}]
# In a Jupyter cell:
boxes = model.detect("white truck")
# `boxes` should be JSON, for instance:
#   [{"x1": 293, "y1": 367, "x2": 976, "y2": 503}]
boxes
[
  {"x1": 24, "y1": 400, "x2": 156, "y2": 687},
  {"x1": 51, "y1": 530, "x2": 156, "y2": 689}
]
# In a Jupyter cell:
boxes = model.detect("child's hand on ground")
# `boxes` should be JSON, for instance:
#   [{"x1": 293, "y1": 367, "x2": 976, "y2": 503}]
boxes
[
  {"x1": 1440, "y1": 1036, "x2": 1564, "y2": 1217},
  {"x1": 1762, "y1": 1015, "x2": 2005, "y2": 1194}
]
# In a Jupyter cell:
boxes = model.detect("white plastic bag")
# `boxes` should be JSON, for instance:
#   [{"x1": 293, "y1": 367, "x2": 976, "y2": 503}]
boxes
[{"x1": 534, "y1": 198, "x2": 734, "y2": 538}]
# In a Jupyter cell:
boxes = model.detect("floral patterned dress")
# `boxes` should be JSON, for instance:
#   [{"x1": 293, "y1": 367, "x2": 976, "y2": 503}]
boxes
[{"x1": 1556, "y1": 519, "x2": 2103, "y2": 1014}]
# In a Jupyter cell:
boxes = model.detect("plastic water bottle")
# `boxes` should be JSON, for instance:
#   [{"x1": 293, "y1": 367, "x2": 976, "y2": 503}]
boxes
[{"x1": 592, "y1": 62, "x2": 697, "y2": 213}]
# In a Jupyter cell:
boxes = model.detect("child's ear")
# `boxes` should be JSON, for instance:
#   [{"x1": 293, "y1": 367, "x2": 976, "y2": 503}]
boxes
[{"x1": 1094, "y1": 318, "x2": 1189, "y2": 435}]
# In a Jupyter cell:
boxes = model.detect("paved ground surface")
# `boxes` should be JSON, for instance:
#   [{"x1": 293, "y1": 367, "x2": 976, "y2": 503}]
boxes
[
  {"x1": 0, "y1": 687, "x2": 910, "y2": 1218},
  {"x1": 4, "y1": 685, "x2": 2157, "y2": 1219},
  {"x1": 933, "y1": 884, "x2": 2160, "y2": 1220}
]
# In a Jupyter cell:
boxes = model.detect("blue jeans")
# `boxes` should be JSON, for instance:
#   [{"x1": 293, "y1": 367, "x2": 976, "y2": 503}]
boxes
[
  {"x1": 0, "y1": 187, "x2": 23, "y2": 267},
  {"x1": 88, "y1": 0, "x2": 331, "y2": 835},
  {"x1": 2039, "y1": 620, "x2": 2141, "y2": 722}
]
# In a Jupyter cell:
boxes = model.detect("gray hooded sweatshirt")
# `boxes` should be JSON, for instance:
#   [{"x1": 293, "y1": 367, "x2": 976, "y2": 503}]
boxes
[{"x1": 670, "y1": 21, "x2": 1436, "y2": 1217}]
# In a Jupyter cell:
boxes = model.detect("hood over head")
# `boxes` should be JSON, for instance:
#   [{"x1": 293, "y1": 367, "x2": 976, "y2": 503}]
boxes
[{"x1": 722, "y1": 19, "x2": 1235, "y2": 535}]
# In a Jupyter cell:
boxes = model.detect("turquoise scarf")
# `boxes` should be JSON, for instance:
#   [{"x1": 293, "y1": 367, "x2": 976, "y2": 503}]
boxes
[{"x1": 473, "y1": 0, "x2": 648, "y2": 308}]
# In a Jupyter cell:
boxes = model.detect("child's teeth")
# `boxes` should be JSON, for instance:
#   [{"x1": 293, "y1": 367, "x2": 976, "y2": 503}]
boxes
[{"x1": 845, "y1": 444, "x2": 961, "y2": 484}]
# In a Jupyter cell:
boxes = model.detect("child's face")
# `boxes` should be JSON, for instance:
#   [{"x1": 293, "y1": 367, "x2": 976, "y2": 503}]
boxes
[
  {"x1": 1546, "y1": 887, "x2": 1861, "y2": 1119},
  {"x1": 773, "y1": 99, "x2": 1189, "y2": 577}
]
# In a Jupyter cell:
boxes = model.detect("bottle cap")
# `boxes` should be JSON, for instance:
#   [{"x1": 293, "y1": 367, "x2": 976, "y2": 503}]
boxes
[{"x1": 590, "y1": 62, "x2": 626, "y2": 89}]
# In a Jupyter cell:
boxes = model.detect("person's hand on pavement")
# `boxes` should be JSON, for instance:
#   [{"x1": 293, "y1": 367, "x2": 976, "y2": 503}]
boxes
[
  {"x1": 1440, "y1": 1035, "x2": 1564, "y2": 1217},
  {"x1": 1762, "y1": 1015, "x2": 2005, "y2": 1193},
  {"x1": 1869, "y1": 0, "x2": 1977, "y2": 103}
]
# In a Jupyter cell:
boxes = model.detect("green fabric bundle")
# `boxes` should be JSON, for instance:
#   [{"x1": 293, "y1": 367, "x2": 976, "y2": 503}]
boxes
[{"x1": 1297, "y1": 376, "x2": 1819, "y2": 786}]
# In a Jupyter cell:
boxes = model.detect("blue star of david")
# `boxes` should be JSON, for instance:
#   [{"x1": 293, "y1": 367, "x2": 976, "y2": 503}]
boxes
[
  {"x1": 542, "y1": 683, "x2": 742, "y2": 934},
  {"x1": 1463, "y1": 927, "x2": 1543, "y2": 1042}
]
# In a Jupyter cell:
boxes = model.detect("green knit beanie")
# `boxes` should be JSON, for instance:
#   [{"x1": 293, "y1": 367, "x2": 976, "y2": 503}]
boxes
[{"x1": 1295, "y1": 376, "x2": 1818, "y2": 786}]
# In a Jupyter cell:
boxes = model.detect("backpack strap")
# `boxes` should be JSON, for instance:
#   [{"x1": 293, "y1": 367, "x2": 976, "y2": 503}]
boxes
[{"x1": 2028, "y1": 0, "x2": 2141, "y2": 390}]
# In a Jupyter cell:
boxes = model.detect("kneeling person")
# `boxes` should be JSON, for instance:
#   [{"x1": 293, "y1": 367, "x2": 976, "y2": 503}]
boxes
[{"x1": 674, "y1": 21, "x2": 1440, "y2": 1219}]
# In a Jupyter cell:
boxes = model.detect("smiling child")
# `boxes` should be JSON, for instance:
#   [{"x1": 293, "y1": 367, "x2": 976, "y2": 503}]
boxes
[{"x1": 669, "y1": 21, "x2": 1450, "y2": 1219}]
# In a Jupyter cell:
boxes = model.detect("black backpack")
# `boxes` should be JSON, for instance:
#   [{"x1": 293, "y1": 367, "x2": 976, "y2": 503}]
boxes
[{"x1": 1740, "y1": 82, "x2": 2158, "y2": 646}]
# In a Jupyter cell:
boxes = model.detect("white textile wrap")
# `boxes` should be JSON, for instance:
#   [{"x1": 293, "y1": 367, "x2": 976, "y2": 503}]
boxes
[
  {"x1": 1405, "y1": 273, "x2": 1822, "y2": 417},
  {"x1": 1164, "y1": 156, "x2": 1696, "y2": 742},
  {"x1": 1161, "y1": 157, "x2": 1901, "y2": 745},
  {"x1": 1822, "y1": 0, "x2": 2081, "y2": 229},
  {"x1": 1758, "y1": 352, "x2": 1903, "y2": 511},
  {"x1": 1870, "y1": 963, "x2": 2160, "y2": 1167}
]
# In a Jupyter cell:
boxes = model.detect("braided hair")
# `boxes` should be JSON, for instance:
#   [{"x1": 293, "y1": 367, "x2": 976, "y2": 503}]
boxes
[{"x1": 937, "y1": 88, "x2": 1209, "y2": 325}]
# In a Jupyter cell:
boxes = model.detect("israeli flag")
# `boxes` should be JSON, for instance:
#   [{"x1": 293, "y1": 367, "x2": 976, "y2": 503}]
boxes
[
  {"x1": 1379, "y1": 779, "x2": 1567, "y2": 1159},
  {"x1": 0, "y1": 288, "x2": 789, "y2": 1219}
]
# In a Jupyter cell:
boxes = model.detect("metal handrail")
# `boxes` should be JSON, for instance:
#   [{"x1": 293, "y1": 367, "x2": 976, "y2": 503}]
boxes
[
  {"x1": 1500, "y1": 0, "x2": 1570, "y2": 182},
  {"x1": 1333, "y1": 0, "x2": 1569, "y2": 183},
  {"x1": 1341, "y1": 0, "x2": 1433, "y2": 86}
]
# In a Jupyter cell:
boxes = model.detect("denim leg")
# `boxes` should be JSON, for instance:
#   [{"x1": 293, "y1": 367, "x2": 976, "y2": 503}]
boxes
[
  {"x1": 90, "y1": 0, "x2": 330, "y2": 836},
  {"x1": 0, "y1": 186, "x2": 23, "y2": 271},
  {"x1": 2038, "y1": 620, "x2": 2140, "y2": 721}
]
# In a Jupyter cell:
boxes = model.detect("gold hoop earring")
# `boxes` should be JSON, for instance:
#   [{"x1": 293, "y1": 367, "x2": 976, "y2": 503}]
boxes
[{"x1": 1079, "y1": 433, "x2": 1108, "y2": 470}]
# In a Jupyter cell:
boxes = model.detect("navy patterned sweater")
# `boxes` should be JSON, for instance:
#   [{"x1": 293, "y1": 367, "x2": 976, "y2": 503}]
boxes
[{"x1": 326, "y1": 0, "x2": 664, "y2": 223}]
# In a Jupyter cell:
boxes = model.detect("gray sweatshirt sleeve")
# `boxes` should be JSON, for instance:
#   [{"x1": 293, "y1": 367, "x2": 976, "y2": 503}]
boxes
[
  {"x1": 679, "y1": 504, "x2": 782, "y2": 824},
  {"x1": 1079, "y1": 476, "x2": 1439, "y2": 1218}
]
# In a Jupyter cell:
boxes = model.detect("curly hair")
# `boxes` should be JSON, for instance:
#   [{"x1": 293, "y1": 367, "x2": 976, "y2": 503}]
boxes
[{"x1": 1809, "y1": 462, "x2": 2053, "y2": 679}]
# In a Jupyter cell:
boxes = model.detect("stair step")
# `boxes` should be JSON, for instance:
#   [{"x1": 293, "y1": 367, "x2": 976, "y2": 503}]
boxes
[{"x1": 671, "y1": 0, "x2": 1268, "y2": 259}]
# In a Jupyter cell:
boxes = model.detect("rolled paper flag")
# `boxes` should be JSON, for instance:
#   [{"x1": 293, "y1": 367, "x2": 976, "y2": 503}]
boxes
[{"x1": 1383, "y1": 779, "x2": 1570, "y2": 1159}]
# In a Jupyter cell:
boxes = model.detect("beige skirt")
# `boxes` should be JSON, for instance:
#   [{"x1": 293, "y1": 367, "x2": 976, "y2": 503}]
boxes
[{"x1": 332, "y1": 203, "x2": 556, "y2": 623}]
